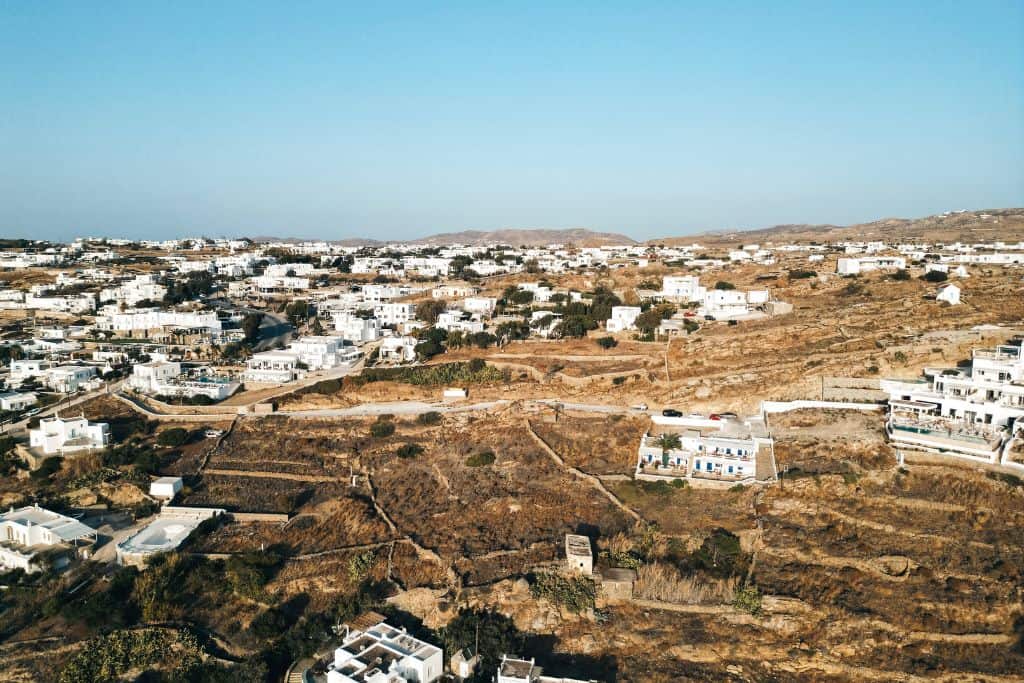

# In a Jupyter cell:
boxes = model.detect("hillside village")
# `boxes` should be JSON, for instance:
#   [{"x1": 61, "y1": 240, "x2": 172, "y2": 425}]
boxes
[{"x1": 0, "y1": 209, "x2": 1023, "y2": 681}]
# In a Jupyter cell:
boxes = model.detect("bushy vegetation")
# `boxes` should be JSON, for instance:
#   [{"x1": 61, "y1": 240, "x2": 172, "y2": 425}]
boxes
[
  {"x1": 732, "y1": 584, "x2": 763, "y2": 615},
  {"x1": 465, "y1": 450, "x2": 495, "y2": 467},
  {"x1": 370, "y1": 420, "x2": 396, "y2": 438},
  {"x1": 529, "y1": 571, "x2": 596, "y2": 613},
  {"x1": 923, "y1": 269, "x2": 948, "y2": 282},
  {"x1": 360, "y1": 361, "x2": 504, "y2": 386},
  {"x1": 396, "y1": 443, "x2": 424, "y2": 458},
  {"x1": 156, "y1": 427, "x2": 190, "y2": 447},
  {"x1": 440, "y1": 608, "x2": 524, "y2": 681},
  {"x1": 788, "y1": 269, "x2": 817, "y2": 279},
  {"x1": 595, "y1": 336, "x2": 618, "y2": 349},
  {"x1": 59, "y1": 628, "x2": 203, "y2": 683},
  {"x1": 417, "y1": 411, "x2": 442, "y2": 426}
]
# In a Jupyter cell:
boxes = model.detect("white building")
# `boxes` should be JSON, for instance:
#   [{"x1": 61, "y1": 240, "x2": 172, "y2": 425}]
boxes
[
  {"x1": 333, "y1": 312, "x2": 382, "y2": 344},
  {"x1": 462, "y1": 296, "x2": 497, "y2": 316},
  {"x1": 0, "y1": 391, "x2": 37, "y2": 412},
  {"x1": 661, "y1": 276, "x2": 706, "y2": 302},
  {"x1": 244, "y1": 350, "x2": 299, "y2": 384},
  {"x1": 326, "y1": 615, "x2": 444, "y2": 683},
  {"x1": 130, "y1": 360, "x2": 182, "y2": 393},
  {"x1": 43, "y1": 365, "x2": 98, "y2": 393},
  {"x1": 374, "y1": 303, "x2": 417, "y2": 327},
  {"x1": 95, "y1": 310, "x2": 222, "y2": 335},
  {"x1": 116, "y1": 506, "x2": 223, "y2": 568},
  {"x1": 636, "y1": 414, "x2": 772, "y2": 484},
  {"x1": 30, "y1": 415, "x2": 110, "y2": 455},
  {"x1": 289, "y1": 335, "x2": 356, "y2": 369},
  {"x1": 936, "y1": 284, "x2": 961, "y2": 305},
  {"x1": 495, "y1": 656, "x2": 594, "y2": 683},
  {"x1": 149, "y1": 476, "x2": 184, "y2": 500},
  {"x1": 836, "y1": 256, "x2": 906, "y2": 275},
  {"x1": 605, "y1": 306, "x2": 641, "y2": 332},
  {"x1": 436, "y1": 311, "x2": 485, "y2": 334},
  {"x1": 9, "y1": 359, "x2": 48, "y2": 386},
  {"x1": 379, "y1": 336, "x2": 417, "y2": 363},
  {"x1": 99, "y1": 274, "x2": 167, "y2": 306},
  {"x1": 130, "y1": 360, "x2": 239, "y2": 401},
  {"x1": 881, "y1": 342, "x2": 1024, "y2": 460},
  {"x1": 0, "y1": 505, "x2": 97, "y2": 573}
]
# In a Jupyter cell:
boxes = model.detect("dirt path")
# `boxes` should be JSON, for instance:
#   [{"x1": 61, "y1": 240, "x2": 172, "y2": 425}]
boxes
[
  {"x1": 200, "y1": 468, "x2": 337, "y2": 483},
  {"x1": 524, "y1": 419, "x2": 642, "y2": 523}
]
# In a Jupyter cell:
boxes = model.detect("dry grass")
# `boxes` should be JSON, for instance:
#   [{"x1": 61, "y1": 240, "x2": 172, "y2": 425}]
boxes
[{"x1": 633, "y1": 562, "x2": 739, "y2": 604}]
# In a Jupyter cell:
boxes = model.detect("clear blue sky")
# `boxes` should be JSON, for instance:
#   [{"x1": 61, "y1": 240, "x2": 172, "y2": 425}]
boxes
[{"x1": 2, "y1": 1, "x2": 1022, "y2": 242}]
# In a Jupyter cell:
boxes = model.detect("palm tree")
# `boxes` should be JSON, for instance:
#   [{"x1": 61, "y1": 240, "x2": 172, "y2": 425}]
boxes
[{"x1": 655, "y1": 433, "x2": 682, "y2": 468}]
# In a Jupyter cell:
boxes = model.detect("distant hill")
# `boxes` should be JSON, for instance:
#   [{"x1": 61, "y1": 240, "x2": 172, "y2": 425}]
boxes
[
  {"x1": 650, "y1": 208, "x2": 1024, "y2": 246},
  {"x1": 253, "y1": 228, "x2": 635, "y2": 247},
  {"x1": 411, "y1": 228, "x2": 635, "y2": 247}
]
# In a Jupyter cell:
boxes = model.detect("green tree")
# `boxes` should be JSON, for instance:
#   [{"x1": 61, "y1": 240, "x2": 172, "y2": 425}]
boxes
[
  {"x1": 440, "y1": 608, "x2": 524, "y2": 680},
  {"x1": 416, "y1": 299, "x2": 448, "y2": 325},
  {"x1": 242, "y1": 312, "x2": 264, "y2": 345}
]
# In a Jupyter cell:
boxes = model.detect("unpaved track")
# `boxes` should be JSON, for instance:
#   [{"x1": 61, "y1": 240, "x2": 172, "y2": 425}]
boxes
[{"x1": 524, "y1": 419, "x2": 641, "y2": 523}]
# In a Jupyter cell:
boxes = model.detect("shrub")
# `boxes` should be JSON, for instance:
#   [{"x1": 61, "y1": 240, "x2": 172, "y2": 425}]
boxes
[
  {"x1": 923, "y1": 269, "x2": 948, "y2": 282},
  {"x1": 156, "y1": 428, "x2": 189, "y2": 448},
  {"x1": 733, "y1": 585, "x2": 763, "y2": 615},
  {"x1": 891, "y1": 269, "x2": 911, "y2": 281},
  {"x1": 347, "y1": 550, "x2": 376, "y2": 583},
  {"x1": 362, "y1": 362, "x2": 503, "y2": 386},
  {"x1": 31, "y1": 456, "x2": 62, "y2": 480},
  {"x1": 530, "y1": 572, "x2": 596, "y2": 613},
  {"x1": 370, "y1": 421, "x2": 396, "y2": 438},
  {"x1": 612, "y1": 376, "x2": 626, "y2": 386},
  {"x1": 595, "y1": 336, "x2": 618, "y2": 349},
  {"x1": 396, "y1": 443, "x2": 423, "y2": 459},
  {"x1": 787, "y1": 269, "x2": 816, "y2": 279},
  {"x1": 417, "y1": 411, "x2": 442, "y2": 426},
  {"x1": 714, "y1": 281, "x2": 735, "y2": 290},
  {"x1": 466, "y1": 450, "x2": 495, "y2": 467}
]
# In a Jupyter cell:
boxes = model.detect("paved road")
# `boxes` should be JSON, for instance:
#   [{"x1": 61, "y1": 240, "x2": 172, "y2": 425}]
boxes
[{"x1": 2, "y1": 378, "x2": 126, "y2": 436}]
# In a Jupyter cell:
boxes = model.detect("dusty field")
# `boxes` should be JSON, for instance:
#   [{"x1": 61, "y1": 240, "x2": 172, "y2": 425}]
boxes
[{"x1": 528, "y1": 414, "x2": 644, "y2": 475}]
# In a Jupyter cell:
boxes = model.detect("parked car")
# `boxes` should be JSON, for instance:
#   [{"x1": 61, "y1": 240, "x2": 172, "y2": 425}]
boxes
[
  {"x1": 662, "y1": 408, "x2": 682, "y2": 417},
  {"x1": 718, "y1": 412, "x2": 738, "y2": 419},
  {"x1": 630, "y1": 404, "x2": 648, "y2": 412},
  {"x1": 709, "y1": 414, "x2": 722, "y2": 421}
]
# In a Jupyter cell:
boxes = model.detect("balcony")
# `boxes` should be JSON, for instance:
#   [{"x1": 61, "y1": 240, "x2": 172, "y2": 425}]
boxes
[{"x1": 691, "y1": 469, "x2": 747, "y2": 481}]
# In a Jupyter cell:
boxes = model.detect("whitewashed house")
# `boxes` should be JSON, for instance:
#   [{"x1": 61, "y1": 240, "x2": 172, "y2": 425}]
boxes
[
  {"x1": 288, "y1": 335, "x2": 357, "y2": 370},
  {"x1": 149, "y1": 476, "x2": 184, "y2": 500},
  {"x1": 605, "y1": 306, "x2": 641, "y2": 332},
  {"x1": 130, "y1": 360, "x2": 183, "y2": 393},
  {"x1": 326, "y1": 616, "x2": 444, "y2": 683},
  {"x1": 30, "y1": 415, "x2": 110, "y2": 455},
  {"x1": 244, "y1": 351, "x2": 299, "y2": 383},
  {"x1": 636, "y1": 414, "x2": 772, "y2": 484},
  {"x1": 332, "y1": 312, "x2": 381, "y2": 344},
  {"x1": 379, "y1": 336, "x2": 417, "y2": 363},
  {"x1": 0, "y1": 505, "x2": 97, "y2": 572},
  {"x1": 660, "y1": 276, "x2": 705, "y2": 302},
  {"x1": 374, "y1": 303, "x2": 417, "y2": 327},
  {"x1": 881, "y1": 342, "x2": 1024, "y2": 460},
  {"x1": 936, "y1": 284, "x2": 961, "y2": 305},
  {"x1": 43, "y1": 365, "x2": 98, "y2": 393},
  {"x1": 836, "y1": 256, "x2": 906, "y2": 275},
  {"x1": 0, "y1": 391, "x2": 38, "y2": 412}
]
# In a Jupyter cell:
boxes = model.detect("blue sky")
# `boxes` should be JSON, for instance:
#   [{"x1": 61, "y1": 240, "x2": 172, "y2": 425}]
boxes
[{"x1": 1, "y1": 1, "x2": 1022, "y2": 241}]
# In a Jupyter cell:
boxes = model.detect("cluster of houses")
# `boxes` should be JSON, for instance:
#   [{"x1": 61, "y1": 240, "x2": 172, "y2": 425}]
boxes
[
  {"x1": 325, "y1": 612, "x2": 596, "y2": 683},
  {"x1": 881, "y1": 340, "x2": 1024, "y2": 464}
]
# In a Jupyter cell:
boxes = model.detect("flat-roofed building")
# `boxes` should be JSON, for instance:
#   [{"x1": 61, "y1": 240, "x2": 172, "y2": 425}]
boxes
[{"x1": 326, "y1": 613, "x2": 444, "y2": 683}]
